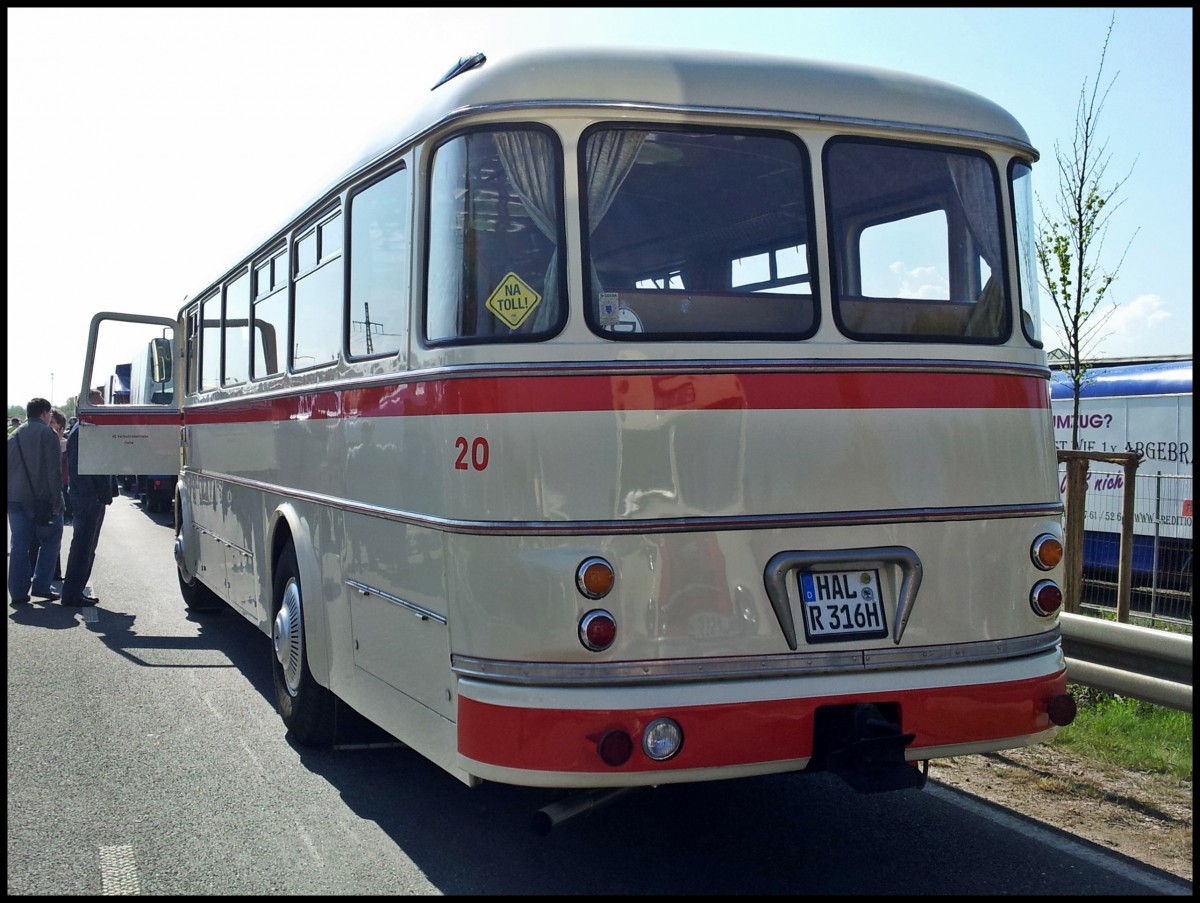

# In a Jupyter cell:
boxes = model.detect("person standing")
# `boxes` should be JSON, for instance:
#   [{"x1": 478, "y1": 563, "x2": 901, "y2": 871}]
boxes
[
  {"x1": 27, "y1": 409, "x2": 68, "y2": 586},
  {"x1": 61, "y1": 398, "x2": 117, "y2": 607},
  {"x1": 7, "y1": 398, "x2": 64, "y2": 603},
  {"x1": 56, "y1": 410, "x2": 73, "y2": 524}
]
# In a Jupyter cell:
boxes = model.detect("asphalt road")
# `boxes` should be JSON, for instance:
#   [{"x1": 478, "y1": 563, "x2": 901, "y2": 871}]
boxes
[{"x1": 7, "y1": 493, "x2": 1192, "y2": 895}]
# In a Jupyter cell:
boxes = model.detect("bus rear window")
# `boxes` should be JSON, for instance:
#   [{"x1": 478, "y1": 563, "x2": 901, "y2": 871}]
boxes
[
  {"x1": 824, "y1": 138, "x2": 1010, "y2": 343},
  {"x1": 581, "y1": 126, "x2": 817, "y2": 340}
]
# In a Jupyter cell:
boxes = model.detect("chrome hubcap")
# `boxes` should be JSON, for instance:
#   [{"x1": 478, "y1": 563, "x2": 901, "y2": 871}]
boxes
[{"x1": 272, "y1": 581, "x2": 303, "y2": 696}]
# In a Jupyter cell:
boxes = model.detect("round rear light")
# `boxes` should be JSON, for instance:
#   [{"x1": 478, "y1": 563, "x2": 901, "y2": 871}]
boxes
[
  {"x1": 642, "y1": 718, "x2": 683, "y2": 761},
  {"x1": 577, "y1": 557, "x2": 615, "y2": 599},
  {"x1": 597, "y1": 730, "x2": 633, "y2": 766},
  {"x1": 579, "y1": 609, "x2": 617, "y2": 651},
  {"x1": 1031, "y1": 533, "x2": 1064, "y2": 570},
  {"x1": 1047, "y1": 693, "x2": 1077, "y2": 727},
  {"x1": 1030, "y1": 579, "x2": 1063, "y2": 616}
]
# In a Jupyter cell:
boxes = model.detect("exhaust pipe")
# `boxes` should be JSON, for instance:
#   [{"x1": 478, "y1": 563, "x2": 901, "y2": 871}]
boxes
[{"x1": 531, "y1": 787, "x2": 641, "y2": 835}]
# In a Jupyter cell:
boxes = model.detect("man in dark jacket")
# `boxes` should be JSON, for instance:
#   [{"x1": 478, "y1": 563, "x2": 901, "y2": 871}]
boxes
[
  {"x1": 7, "y1": 398, "x2": 64, "y2": 603},
  {"x1": 61, "y1": 405, "x2": 118, "y2": 607}
]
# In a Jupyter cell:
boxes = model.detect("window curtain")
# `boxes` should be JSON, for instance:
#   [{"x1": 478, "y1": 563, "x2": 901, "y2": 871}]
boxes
[
  {"x1": 584, "y1": 130, "x2": 648, "y2": 298},
  {"x1": 494, "y1": 131, "x2": 561, "y2": 332},
  {"x1": 947, "y1": 156, "x2": 1007, "y2": 337},
  {"x1": 494, "y1": 129, "x2": 650, "y2": 329}
]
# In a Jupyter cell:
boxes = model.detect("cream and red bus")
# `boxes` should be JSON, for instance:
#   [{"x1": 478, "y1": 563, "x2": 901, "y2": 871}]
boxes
[{"x1": 76, "y1": 47, "x2": 1074, "y2": 801}]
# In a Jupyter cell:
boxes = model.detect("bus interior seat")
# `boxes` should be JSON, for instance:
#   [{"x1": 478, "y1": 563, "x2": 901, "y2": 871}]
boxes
[{"x1": 611, "y1": 290, "x2": 813, "y2": 335}]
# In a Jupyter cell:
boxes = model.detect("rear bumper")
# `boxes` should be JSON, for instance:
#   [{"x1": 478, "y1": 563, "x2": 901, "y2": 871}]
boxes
[{"x1": 456, "y1": 650, "x2": 1068, "y2": 788}]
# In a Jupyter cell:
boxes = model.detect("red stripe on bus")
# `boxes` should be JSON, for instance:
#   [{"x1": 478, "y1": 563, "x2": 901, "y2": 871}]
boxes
[
  {"x1": 457, "y1": 669, "x2": 1067, "y2": 773},
  {"x1": 168, "y1": 370, "x2": 1048, "y2": 425}
]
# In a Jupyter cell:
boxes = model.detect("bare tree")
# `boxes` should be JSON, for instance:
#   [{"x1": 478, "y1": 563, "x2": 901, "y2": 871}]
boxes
[{"x1": 1037, "y1": 12, "x2": 1139, "y2": 450}]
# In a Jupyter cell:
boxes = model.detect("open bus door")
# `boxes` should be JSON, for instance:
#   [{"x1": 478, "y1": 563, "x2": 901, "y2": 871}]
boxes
[{"x1": 76, "y1": 312, "x2": 181, "y2": 481}]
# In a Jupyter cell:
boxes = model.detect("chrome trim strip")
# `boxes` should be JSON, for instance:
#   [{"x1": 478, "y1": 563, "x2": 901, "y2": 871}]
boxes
[
  {"x1": 344, "y1": 579, "x2": 448, "y2": 625},
  {"x1": 451, "y1": 630, "x2": 1061, "y2": 686},
  {"x1": 394, "y1": 357, "x2": 1051, "y2": 383},
  {"x1": 188, "y1": 522, "x2": 252, "y2": 558},
  {"x1": 763, "y1": 546, "x2": 923, "y2": 649},
  {"x1": 184, "y1": 470, "x2": 1063, "y2": 537}
]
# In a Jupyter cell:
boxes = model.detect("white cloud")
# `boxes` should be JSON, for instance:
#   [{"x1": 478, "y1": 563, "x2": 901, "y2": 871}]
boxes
[
  {"x1": 1097, "y1": 294, "x2": 1192, "y2": 358},
  {"x1": 886, "y1": 262, "x2": 949, "y2": 300},
  {"x1": 1109, "y1": 294, "x2": 1171, "y2": 330}
]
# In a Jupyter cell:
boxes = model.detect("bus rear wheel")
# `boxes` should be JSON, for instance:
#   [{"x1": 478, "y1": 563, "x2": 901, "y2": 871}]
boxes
[
  {"x1": 177, "y1": 569, "x2": 224, "y2": 612},
  {"x1": 271, "y1": 544, "x2": 336, "y2": 746},
  {"x1": 176, "y1": 527, "x2": 223, "y2": 612}
]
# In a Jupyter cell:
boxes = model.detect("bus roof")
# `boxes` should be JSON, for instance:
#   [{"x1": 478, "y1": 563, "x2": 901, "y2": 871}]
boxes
[
  {"x1": 1049, "y1": 359, "x2": 1193, "y2": 399},
  {"x1": 348, "y1": 46, "x2": 1036, "y2": 182}
]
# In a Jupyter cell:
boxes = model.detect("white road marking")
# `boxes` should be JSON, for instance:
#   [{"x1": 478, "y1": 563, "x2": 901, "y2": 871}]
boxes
[{"x1": 99, "y1": 844, "x2": 141, "y2": 895}]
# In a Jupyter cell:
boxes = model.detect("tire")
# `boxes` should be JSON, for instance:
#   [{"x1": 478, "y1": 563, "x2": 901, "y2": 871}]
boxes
[
  {"x1": 176, "y1": 534, "x2": 224, "y2": 612},
  {"x1": 271, "y1": 544, "x2": 336, "y2": 746},
  {"x1": 178, "y1": 569, "x2": 223, "y2": 611}
]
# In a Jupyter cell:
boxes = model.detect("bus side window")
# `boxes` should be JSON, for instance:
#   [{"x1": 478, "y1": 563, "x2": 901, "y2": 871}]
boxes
[
  {"x1": 253, "y1": 247, "x2": 287, "y2": 379},
  {"x1": 292, "y1": 210, "x2": 344, "y2": 369},
  {"x1": 199, "y1": 292, "x2": 220, "y2": 392},
  {"x1": 223, "y1": 269, "x2": 250, "y2": 385},
  {"x1": 1010, "y1": 159, "x2": 1043, "y2": 346},
  {"x1": 185, "y1": 305, "x2": 200, "y2": 396},
  {"x1": 349, "y1": 166, "x2": 411, "y2": 359}
]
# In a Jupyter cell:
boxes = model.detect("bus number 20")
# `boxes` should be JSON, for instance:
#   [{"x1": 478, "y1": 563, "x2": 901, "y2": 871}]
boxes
[{"x1": 455, "y1": 436, "x2": 490, "y2": 471}]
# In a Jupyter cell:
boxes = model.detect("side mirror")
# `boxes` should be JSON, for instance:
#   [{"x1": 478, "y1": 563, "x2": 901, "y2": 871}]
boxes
[{"x1": 150, "y1": 337, "x2": 172, "y2": 385}]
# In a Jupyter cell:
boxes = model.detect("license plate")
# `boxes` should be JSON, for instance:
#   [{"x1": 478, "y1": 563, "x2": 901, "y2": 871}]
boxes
[{"x1": 799, "y1": 569, "x2": 888, "y2": 643}]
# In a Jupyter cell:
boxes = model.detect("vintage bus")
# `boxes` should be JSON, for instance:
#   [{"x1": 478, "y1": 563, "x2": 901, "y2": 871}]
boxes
[{"x1": 76, "y1": 47, "x2": 1073, "y2": 803}]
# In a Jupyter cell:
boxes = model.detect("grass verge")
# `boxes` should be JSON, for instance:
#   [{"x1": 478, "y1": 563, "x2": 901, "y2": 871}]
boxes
[{"x1": 1049, "y1": 684, "x2": 1193, "y2": 780}]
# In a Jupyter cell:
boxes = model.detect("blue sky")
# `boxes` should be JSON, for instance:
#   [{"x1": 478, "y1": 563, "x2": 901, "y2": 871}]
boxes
[{"x1": 6, "y1": 7, "x2": 1192, "y2": 407}]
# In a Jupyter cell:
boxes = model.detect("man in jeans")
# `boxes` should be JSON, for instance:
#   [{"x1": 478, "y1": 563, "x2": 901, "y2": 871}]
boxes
[
  {"x1": 61, "y1": 394, "x2": 117, "y2": 607},
  {"x1": 7, "y1": 397, "x2": 64, "y2": 604}
]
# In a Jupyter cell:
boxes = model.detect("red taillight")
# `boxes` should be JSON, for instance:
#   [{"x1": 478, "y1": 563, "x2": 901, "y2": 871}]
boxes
[
  {"x1": 579, "y1": 609, "x2": 616, "y2": 651},
  {"x1": 1030, "y1": 579, "x2": 1063, "y2": 616},
  {"x1": 1047, "y1": 693, "x2": 1077, "y2": 726},
  {"x1": 597, "y1": 730, "x2": 633, "y2": 766},
  {"x1": 1031, "y1": 533, "x2": 1064, "y2": 570}
]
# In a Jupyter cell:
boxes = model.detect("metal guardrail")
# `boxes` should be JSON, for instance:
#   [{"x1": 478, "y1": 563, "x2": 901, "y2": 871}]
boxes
[{"x1": 1059, "y1": 612, "x2": 1193, "y2": 712}]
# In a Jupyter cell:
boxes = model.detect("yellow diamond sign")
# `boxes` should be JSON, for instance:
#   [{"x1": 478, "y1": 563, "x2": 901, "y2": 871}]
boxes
[{"x1": 486, "y1": 272, "x2": 542, "y2": 329}]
